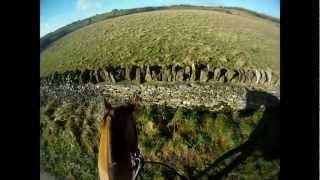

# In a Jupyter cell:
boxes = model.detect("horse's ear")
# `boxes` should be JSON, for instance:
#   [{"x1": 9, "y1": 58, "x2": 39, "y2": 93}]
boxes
[
  {"x1": 104, "y1": 98, "x2": 112, "y2": 111},
  {"x1": 132, "y1": 94, "x2": 141, "y2": 109}
]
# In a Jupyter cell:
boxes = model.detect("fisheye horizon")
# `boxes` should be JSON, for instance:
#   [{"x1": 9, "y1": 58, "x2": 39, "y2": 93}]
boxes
[{"x1": 40, "y1": 0, "x2": 280, "y2": 37}]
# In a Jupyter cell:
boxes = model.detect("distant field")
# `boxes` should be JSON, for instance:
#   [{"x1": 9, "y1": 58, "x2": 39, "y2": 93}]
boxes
[{"x1": 40, "y1": 9, "x2": 279, "y2": 77}]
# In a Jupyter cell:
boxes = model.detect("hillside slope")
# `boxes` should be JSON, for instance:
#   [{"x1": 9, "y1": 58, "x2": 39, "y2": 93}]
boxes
[{"x1": 40, "y1": 9, "x2": 279, "y2": 77}]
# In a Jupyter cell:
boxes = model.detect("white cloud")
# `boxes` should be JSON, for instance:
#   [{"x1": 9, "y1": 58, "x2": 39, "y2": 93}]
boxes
[
  {"x1": 40, "y1": 23, "x2": 51, "y2": 37},
  {"x1": 77, "y1": 0, "x2": 104, "y2": 10}
]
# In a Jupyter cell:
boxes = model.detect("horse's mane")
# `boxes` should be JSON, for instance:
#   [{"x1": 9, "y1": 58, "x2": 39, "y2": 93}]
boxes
[{"x1": 99, "y1": 101, "x2": 138, "y2": 180}]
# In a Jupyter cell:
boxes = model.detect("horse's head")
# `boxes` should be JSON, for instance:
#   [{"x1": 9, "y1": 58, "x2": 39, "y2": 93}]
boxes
[
  {"x1": 99, "y1": 96, "x2": 140, "y2": 180},
  {"x1": 101, "y1": 95, "x2": 140, "y2": 124}
]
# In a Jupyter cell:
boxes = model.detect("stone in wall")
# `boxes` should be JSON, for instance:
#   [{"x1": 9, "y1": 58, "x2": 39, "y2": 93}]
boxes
[
  {"x1": 234, "y1": 69, "x2": 242, "y2": 83},
  {"x1": 206, "y1": 64, "x2": 214, "y2": 81},
  {"x1": 59, "y1": 73, "x2": 65, "y2": 84},
  {"x1": 175, "y1": 66, "x2": 184, "y2": 81},
  {"x1": 275, "y1": 78, "x2": 280, "y2": 87},
  {"x1": 97, "y1": 69, "x2": 105, "y2": 82},
  {"x1": 109, "y1": 72, "x2": 116, "y2": 83},
  {"x1": 255, "y1": 69, "x2": 261, "y2": 84},
  {"x1": 150, "y1": 65, "x2": 162, "y2": 81},
  {"x1": 162, "y1": 65, "x2": 168, "y2": 81},
  {"x1": 80, "y1": 69, "x2": 91, "y2": 84},
  {"x1": 172, "y1": 64, "x2": 184, "y2": 81},
  {"x1": 236, "y1": 69, "x2": 242, "y2": 82},
  {"x1": 266, "y1": 70, "x2": 272, "y2": 84},
  {"x1": 184, "y1": 65, "x2": 191, "y2": 81},
  {"x1": 125, "y1": 64, "x2": 132, "y2": 81},
  {"x1": 219, "y1": 68, "x2": 228, "y2": 83},
  {"x1": 259, "y1": 70, "x2": 267, "y2": 84},
  {"x1": 105, "y1": 66, "x2": 116, "y2": 83},
  {"x1": 88, "y1": 70, "x2": 97, "y2": 84},
  {"x1": 225, "y1": 69, "x2": 235, "y2": 82},
  {"x1": 151, "y1": 71, "x2": 158, "y2": 81},
  {"x1": 240, "y1": 69, "x2": 247, "y2": 83},
  {"x1": 171, "y1": 64, "x2": 177, "y2": 82},
  {"x1": 130, "y1": 65, "x2": 138, "y2": 81},
  {"x1": 213, "y1": 68, "x2": 221, "y2": 81},
  {"x1": 246, "y1": 70, "x2": 256, "y2": 84},
  {"x1": 243, "y1": 69, "x2": 249, "y2": 83},
  {"x1": 206, "y1": 64, "x2": 214, "y2": 82},
  {"x1": 140, "y1": 65, "x2": 146, "y2": 83},
  {"x1": 101, "y1": 69, "x2": 110, "y2": 82},
  {"x1": 263, "y1": 71, "x2": 270, "y2": 84},
  {"x1": 252, "y1": 70, "x2": 259, "y2": 83},
  {"x1": 260, "y1": 70, "x2": 267, "y2": 84},
  {"x1": 67, "y1": 70, "x2": 75, "y2": 84},
  {"x1": 145, "y1": 65, "x2": 152, "y2": 82},
  {"x1": 200, "y1": 69, "x2": 209, "y2": 82},
  {"x1": 72, "y1": 70, "x2": 81, "y2": 84},
  {"x1": 162, "y1": 65, "x2": 172, "y2": 82},
  {"x1": 191, "y1": 63, "x2": 197, "y2": 81},
  {"x1": 49, "y1": 72, "x2": 56, "y2": 84},
  {"x1": 135, "y1": 67, "x2": 142, "y2": 83},
  {"x1": 94, "y1": 69, "x2": 102, "y2": 83},
  {"x1": 113, "y1": 66, "x2": 126, "y2": 82},
  {"x1": 55, "y1": 72, "x2": 62, "y2": 84},
  {"x1": 206, "y1": 64, "x2": 211, "y2": 72},
  {"x1": 196, "y1": 64, "x2": 206, "y2": 80},
  {"x1": 62, "y1": 71, "x2": 70, "y2": 83}
]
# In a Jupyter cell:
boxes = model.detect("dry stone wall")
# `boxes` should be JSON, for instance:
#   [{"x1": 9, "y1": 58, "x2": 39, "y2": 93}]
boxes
[
  {"x1": 40, "y1": 63, "x2": 280, "y2": 111},
  {"x1": 41, "y1": 63, "x2": 280, "y2": 88},
  {"x1": 40, "y1": 81, "x2": 279, "y2": 112}
]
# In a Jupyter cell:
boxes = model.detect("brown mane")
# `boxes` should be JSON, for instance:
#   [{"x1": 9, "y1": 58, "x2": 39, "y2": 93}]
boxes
[{"x1": 98, "y1": 99, "x2": 138, "y2": 180}]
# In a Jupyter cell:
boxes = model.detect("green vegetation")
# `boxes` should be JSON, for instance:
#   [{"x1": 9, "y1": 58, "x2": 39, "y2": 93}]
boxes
[
  {"x1": 40, "y1": 99, "x2": 279, "y2": 179},
  {"x1": 40, "y1": 5, "x2": 279, "y2": 52},
  {"x1": 40, "y1": 7, "x2": 279, "y2": 77}
]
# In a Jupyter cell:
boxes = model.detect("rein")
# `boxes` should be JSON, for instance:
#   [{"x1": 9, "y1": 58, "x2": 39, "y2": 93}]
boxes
[
  {"x1": 130, "y1": 147, "x2": 241, "y2": 180},
  {"x1": 131, "y1": 149, "x2": 190, "y2": 180}
]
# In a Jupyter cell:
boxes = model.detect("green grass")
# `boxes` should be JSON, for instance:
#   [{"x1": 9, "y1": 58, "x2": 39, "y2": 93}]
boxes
[
  {"x1": 40, "y1": 5, "x2": 279, "y2": 52},
  {"x1": 40, "y1": 99, "x2": 279, "y2": 179},
  {"x1": 40, "y1": 8, "x2": 279, "y2": 77}
]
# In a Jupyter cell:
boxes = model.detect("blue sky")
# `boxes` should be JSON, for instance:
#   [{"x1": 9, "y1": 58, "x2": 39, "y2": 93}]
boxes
[{"x1": 40, "y1": 0, "x2": 280, "y2": 37}]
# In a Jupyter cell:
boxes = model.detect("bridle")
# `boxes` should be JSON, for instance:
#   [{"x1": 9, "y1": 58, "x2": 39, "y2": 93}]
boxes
[{"x1": 131, "y1": 149, "x2": 190, "y2": 180}]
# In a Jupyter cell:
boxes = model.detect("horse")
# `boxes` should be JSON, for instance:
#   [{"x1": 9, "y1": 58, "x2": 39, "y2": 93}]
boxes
[{"x1": 98, "y1": 97, "x2": 139, "y2": 180}]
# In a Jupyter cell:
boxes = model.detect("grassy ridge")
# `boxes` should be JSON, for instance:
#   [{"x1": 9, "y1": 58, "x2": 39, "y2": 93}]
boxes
[
  {"x1": 40, "y1": 9, "x2": 279, "y2": 77},
  {"x1": 40, "y1": 5, "x2": 279, "y2": 52}
]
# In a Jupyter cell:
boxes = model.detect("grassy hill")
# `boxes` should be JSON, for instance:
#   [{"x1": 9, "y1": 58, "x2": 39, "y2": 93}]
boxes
[
  {"x1": 40, "y1": 6, "x2": 279, "y2": 77},
  {"x1": 40, "y1": 5, "x2": 279, "y2": 52}
]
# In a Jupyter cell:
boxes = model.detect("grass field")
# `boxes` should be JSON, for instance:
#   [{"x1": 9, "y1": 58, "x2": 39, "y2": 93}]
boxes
[
  {"x1": 40, "y1": 98, "x2": 279, "y2": 179},
  {"x1": 40, "y1": 9, "x2": 279, "y2": 77}
]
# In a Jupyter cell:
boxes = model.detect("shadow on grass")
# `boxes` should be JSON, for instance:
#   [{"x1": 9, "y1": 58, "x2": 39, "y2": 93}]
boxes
[{"x1": 192, "y1": 90, "x2": 280, "y2": 180}]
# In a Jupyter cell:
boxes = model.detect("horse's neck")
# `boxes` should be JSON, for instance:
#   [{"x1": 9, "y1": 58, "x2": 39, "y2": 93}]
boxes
[
  {"x1": 110, "y1": 116, "x2": 135, "y2": 161},
  {"x1": 98, "y1": 119, "x2": 112, "y2": 180},
  {"x1": 99, "y1": 115, "x2": 136, "y2": 180},
  {"x1": 124, "y1": 115, "x2": 138, "y2": 153}
]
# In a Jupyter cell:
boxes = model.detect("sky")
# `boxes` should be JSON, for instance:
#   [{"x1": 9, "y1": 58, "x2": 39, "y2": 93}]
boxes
[{"x1": 40, "y1": 0, "x2": 280, "y2": 37}]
